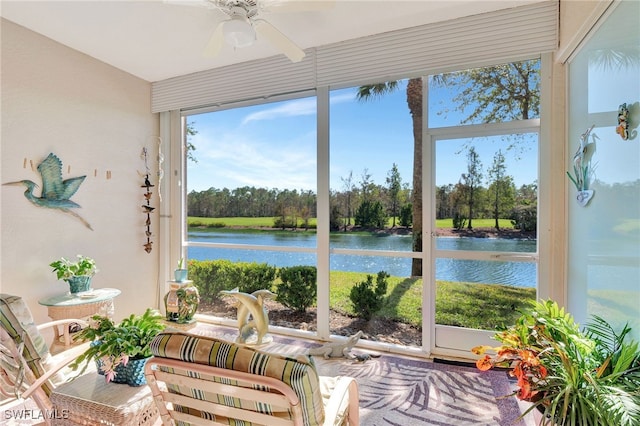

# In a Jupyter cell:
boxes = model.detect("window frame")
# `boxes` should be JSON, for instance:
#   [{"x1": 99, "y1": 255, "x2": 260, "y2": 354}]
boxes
[{"x1": 160, "y1": 53, "x2": 553, "y2": 359}]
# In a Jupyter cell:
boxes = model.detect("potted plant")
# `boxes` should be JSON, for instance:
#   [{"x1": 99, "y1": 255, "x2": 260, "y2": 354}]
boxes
[
  {"x1": 472, "y1": 299, "x2": 640, "y2": 426},
  {"x1": 50, "y1": 255, "x2": 98, "y2": 294},
  {"x1": 70, "y1": 308, "x2": 165, "y2": 386},
  {"x1": 174, "y1": 257, "x2": 188, "y2": 282}
]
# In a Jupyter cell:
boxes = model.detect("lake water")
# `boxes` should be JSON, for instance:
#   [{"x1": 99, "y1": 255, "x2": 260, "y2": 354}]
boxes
[{"x1": 188, "y1": 231, "x2": 537, "y2": 288}]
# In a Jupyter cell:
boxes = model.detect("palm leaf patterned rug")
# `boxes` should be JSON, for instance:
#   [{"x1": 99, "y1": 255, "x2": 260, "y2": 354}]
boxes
[{"x1": 314, "y1": 353, "x2": 526, "y2": 426}]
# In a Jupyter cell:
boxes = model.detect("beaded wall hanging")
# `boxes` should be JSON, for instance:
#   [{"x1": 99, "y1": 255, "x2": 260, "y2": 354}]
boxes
[{"x1": 141, "y1": 148, "x2": 155, "y2": 253}]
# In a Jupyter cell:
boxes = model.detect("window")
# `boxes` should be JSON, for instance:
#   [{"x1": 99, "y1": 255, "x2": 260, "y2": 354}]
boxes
[
  {"x1": 178, "y1": 57, "x2": 545, "y2": 357},
  {"x1": 328, "y1": 82, "x2": 421, "y2": 345},
  {"x1": 185, "y1": 96, "x2": 318, "y2": 317}
]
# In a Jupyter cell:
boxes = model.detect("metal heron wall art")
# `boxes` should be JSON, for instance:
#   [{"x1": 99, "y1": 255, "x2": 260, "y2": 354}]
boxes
[{"x1": 3, "y1": 153, "x2": 93, "y2": 230}]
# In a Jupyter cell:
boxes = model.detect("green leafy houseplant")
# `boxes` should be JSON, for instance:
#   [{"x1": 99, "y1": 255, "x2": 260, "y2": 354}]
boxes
[
  {"x1": 472, "y1": 300, "x2": 640, "y2": 426},
  {"x1": 70, "y1": 308, "x2": 164, "y2": 383},
  {"x1": 50, "y1": 255, "x2": 97, "y2": 281}
]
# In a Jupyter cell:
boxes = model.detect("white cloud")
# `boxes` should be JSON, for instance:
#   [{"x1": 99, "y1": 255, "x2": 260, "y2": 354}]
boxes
[
  {"x1": 188, "y1": 130, "x2": 316, "y2": 191},
  {"x1": 240, "y1": 91, "x2": 355, "y2": 124},
  {"x1": 242, "y1": 98, "x2": 316, "y2": 124},
  {"x1": 330, "y1": 92, "x2": 356, "y2": 105}
]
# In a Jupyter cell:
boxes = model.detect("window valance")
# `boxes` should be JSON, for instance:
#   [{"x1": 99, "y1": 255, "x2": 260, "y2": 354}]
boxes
[{"x1": 151, "y1": 1, "x2": 558, "y2": 113}]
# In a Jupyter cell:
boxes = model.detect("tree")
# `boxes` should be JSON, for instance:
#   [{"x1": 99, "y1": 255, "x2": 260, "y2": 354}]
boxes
[
  {"x1": 511, "y1": 182, "x2": 538, "y2": 232},
  {"x1": 185, "y1": 121, "x2": 198, "y2": 163},
  {"x1": 340, "y1": 171, "x2": 356, "y2": 230},
  {"x1": 357, "y1": 79, "x2": 423, "y2": 276},
  {"x1": 329, "y1": 201, "x2": 342, "y2": 231},
  {"x1": 433, "y1": 60, "x2": 540, "y2": 123},
  {"x1": 386, "y1": 163, "x2": 402, "y2": 227},
  {"x1": 354, "y1": 199, "x2": 387, "y2": 228},
  {"x1": 486, "y1": 150, "x2": 515, "y2": 230},
  {"x1": 299, "y1": 206, "x2": 311, "y2": 230},
  {"x1": 461, "y1": 147, "x2": 483, "y2": 230},
  {"x1": 516, "y1": 182, "x2": 538, "y2": 205},
  {"x1": 399, "y1": 203, "x2": 412, "y2": 228},
  {"x1": 359, "y1": 169, "x2": 375, "y2": 201},
  {"x1": 450, "y1": 181, "x2": 468, "y2": 230},
  {"x1": 273, "y1": 189, "x2": 298, "y2": 230},
  {"x1": 435, "y1": 184, "x2": 454, "y2": 219}
]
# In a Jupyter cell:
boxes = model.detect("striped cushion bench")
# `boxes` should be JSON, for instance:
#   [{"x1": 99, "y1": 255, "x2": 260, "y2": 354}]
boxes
[{"x1": 148, "y1": 331, "x2": 326, "y2": 425}]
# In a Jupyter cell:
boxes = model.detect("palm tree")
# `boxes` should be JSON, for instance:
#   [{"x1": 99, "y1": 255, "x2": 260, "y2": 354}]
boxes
[{"x1": 357, "y1": 79, "x2": 423, "y2": 276}]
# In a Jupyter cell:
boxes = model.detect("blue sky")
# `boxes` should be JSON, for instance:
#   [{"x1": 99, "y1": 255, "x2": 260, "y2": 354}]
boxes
[{"x1": 187, "y1": 80, "x2": 539, "y2": 193}]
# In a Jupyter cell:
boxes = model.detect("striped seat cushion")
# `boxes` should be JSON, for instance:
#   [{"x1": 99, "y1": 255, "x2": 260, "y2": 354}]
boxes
[
  {"x1": 0, "y1": 294, "x2": 53, "y2": 394},
  {"x1": 149, "y1": 331, "x2": 325, "y2": 426}
]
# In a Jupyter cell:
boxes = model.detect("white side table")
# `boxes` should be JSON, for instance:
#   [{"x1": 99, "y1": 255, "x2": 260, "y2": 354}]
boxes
[
  {"x1": 50, "y1": 372, "x2": 159, "y2": 425},
  {"x1": 38, "y1": 288, "x2": 121, "y2": 352}
]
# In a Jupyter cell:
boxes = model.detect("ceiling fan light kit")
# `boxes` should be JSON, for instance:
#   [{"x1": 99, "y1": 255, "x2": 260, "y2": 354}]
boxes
[
  {"x1": 173, "y1": 0, "x2": 309, "y2": 62},
  {"x1": 223, "y1": 14, "x2": 256, "y2": 48}
]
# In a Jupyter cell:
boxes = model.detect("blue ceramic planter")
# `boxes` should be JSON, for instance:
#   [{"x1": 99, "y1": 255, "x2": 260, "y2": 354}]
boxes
[
  {"x1": 66, "y1": 276, "x2": 92, "y2": 294},
  {"x1": 174, "y1": 269, "x2": 188, "y2": 282},
  {"x1": 93, "y1": 344, "x2": 150, "y2": 387},
  {"x1": 119, "y1": 357, "x2": 149, "y2": 386}
]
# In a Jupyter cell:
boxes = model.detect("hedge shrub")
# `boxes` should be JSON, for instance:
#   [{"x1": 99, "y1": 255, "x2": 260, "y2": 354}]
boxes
[
  {"x1": 276, "y1": 266, "x2": 317, "y2": 312},
  {"x1": 349, "y1": 270, "x2": 389, "y2": 320},
  {"x1": 188, "y1": 260, "x2": 276, "y2": 303}
]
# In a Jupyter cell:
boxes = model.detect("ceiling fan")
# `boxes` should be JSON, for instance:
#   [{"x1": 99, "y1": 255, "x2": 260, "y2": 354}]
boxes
[{"x1": 173, "y1": 0, "x2": 331, "y2": 63}]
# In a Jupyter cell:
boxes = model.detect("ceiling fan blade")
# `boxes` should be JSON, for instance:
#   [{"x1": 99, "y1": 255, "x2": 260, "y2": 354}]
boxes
[
  {"x1": 203, "y1": 21, "x2": 225, "y2": 57},
  {"x1": 254, "y1": 19, "x2": 305, "y2": 63}
]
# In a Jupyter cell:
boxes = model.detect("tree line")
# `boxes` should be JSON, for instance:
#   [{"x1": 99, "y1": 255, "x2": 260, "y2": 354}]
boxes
[{"x1": 187, "y1": 148, "x2": 538, "y2": 233}]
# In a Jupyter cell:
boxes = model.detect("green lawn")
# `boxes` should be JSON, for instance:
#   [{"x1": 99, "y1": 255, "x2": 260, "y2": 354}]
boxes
[
  {"x1": 435, "y1": 218, "x2": 514, "y2": 229},
  {"x1": 189, "y1": 216, "x2": 288, "y2": 228},
  {"x1": 189, "y1": 216, "x2": 515, "y2": 230},
  {"x1": 329, "y1": 271, "x2": 535, "y2": 330}
]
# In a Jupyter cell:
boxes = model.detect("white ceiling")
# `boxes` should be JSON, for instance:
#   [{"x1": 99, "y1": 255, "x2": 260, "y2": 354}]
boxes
[{"x1": 1, "y1": 0, "x2": 545, "y2": 83}]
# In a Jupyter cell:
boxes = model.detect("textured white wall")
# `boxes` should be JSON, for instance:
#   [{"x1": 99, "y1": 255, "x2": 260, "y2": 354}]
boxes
[{"x1": 1, "y1": 19, "x2": 160, "y2": 325}]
